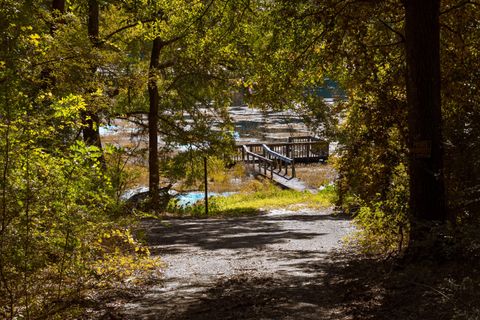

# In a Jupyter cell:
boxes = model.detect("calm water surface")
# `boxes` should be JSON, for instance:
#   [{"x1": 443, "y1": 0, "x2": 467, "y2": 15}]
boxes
[{"x1": 100, "y1": 104, "x2": 317, "y2": 146}]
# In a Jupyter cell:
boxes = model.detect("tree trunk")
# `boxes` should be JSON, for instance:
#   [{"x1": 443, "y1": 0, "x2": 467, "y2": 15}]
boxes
[
  {"x1": 41, "y1": 0, "x2": 65, "y2": 86},
  {"x1": 148, "y1": 38, "x2": 162, "y2": 205},
  {"x1": 52, "y1": 0, "x2": 65, "y2": 12},
  {"x1": 83, "y1": 0, "x2": 105, "y2": 166},
  {"x1": 404, "y1": 0, "x2": 447, "y2": 243},
  {"x1": 88, "y1": 0, "x2": 99, "y2": 44}
]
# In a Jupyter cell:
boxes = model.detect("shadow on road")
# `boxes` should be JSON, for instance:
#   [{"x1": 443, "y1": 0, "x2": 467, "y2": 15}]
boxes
[
  {"x1": 108, "y1": 211, "x2": 464, "y2": 320},
  {"x1": 144, "y1": 212, "x2": 345, "y2": 253},
  {"x1": 149, "y1": 252, "x2": 456, "y2": 320}
]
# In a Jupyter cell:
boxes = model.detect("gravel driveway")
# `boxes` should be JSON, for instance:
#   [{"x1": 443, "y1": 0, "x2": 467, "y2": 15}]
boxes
[{"x1": 117, "y1": 208, "x2": 354, "y2": 319}]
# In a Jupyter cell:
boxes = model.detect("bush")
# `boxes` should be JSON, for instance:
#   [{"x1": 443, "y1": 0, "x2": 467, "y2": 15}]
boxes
[
  {"x1": 347, "y1": 164, "x2": 410, "y2": 255},
  {"x1": 0, "y1": 141, "x2": 160, "y2": 319}
]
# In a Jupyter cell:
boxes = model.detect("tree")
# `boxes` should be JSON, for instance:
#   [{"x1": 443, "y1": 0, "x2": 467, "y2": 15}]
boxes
[
  {"x1": 0, "y1": 2, "x2": 159, "y2": 318},
  {"x1": 245, "y1": 0, "x2": 480, "y2": 252},
  {"x1": 148, "y1": 36, "x2": 162, "y2": 205},
  {"x1": 440, "y1": 1, "x2": 480, "y2": 224},
  {"x1": 104, "y1": 0, "x2": 249, "y2": 206},
  {"x1": 82, "y1": 0, "x2": 105, "y2": 157},
  {"x1": 404, "y1": 0, "x2": 447, "y2": 243}
]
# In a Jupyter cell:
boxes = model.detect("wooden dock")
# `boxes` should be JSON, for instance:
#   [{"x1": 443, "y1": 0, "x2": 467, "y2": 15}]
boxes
[
  {"x1": 270, "y1": 174, "x2": 316, "y2": 192},
  {"x1": 236, "y1": 136, "x2": 328, "y2": 191}
]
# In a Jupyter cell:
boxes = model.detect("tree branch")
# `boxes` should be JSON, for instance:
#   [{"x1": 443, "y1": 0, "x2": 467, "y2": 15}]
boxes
[
  {"x1": 101, "y1": 18, "x2": 156, "y2": 43},
  {"x1": 441, "y1": 0, "x2": 480, "y2": 15},
  {"x1": 368, "y1": 40, "x2": 404, "y2": 48},
  {"x1": 379, "y1": 18, "x2": 405, "y2": 43}
]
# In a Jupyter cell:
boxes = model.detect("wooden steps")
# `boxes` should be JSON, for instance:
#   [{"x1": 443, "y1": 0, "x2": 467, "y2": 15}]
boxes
[{"x1": 238, "y1": 136, "x2": 327, "y2": 192}]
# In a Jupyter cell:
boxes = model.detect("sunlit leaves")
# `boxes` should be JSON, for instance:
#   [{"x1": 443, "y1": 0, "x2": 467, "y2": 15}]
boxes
[
  {"x1": 52, "y1": 94, "x2": 86, "y2": 122},
  {"x1": 0, "y1": 2, "x2": 161, "y2": 317}
]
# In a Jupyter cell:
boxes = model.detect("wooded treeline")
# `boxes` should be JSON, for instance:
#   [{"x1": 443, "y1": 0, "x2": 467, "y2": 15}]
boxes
[
  {"x1": 239, "y1": 0, "x2": 480, "y2": 254},
  {"x1": 1, "y1": 0, "x2": 480, "y2": 318},
  {"x1": 0, "y1": 0, "x2": 248, "y2": 317}
]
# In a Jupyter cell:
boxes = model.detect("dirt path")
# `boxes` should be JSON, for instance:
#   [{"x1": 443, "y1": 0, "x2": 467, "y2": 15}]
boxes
[{"x1": 116, "y1": 208, "x2": 355, "y2": 319}]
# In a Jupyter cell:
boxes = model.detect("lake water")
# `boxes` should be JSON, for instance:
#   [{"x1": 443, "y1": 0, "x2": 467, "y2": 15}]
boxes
[
  {"x1": 175, "y1": 191, "x2": 236, "y2": 206},
  {"x1": 100, "y1": 103, "x2": 325, "y2": 147},
  {"x1": 228, "y1": 105, "x2": 312, "y2": 144},
  {"x1": 121, "y1": 186, "x2": 234, "y2": 206}
]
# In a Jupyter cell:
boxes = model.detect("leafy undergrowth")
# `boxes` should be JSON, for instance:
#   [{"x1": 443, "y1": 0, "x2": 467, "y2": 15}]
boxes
[
  {"x1": 165, "y1": 180, "x2": 336, "y2": 218},
  {"x1": 318, "y1": 249, "x2": 480, "y2": 320}
]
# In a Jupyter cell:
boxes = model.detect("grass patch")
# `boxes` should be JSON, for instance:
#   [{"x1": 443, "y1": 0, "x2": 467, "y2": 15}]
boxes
[
  {"x1": 214, "y1": 184, "x2": 335, "y2": 212},
  {"x1": 294, "y1": 163, "x2": 336, "y2": 189},
  {"x1": 166, "y1": 180, "x2": 336, "y2": 218}
]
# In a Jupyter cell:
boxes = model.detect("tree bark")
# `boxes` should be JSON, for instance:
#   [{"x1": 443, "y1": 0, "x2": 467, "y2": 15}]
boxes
[
  {"x1": 83, "y1": 0, "x2": 105, "y2": 166},
  {"x1": 52, "y1": 0, "x2": 65, "y2": 13},
  {"x1": 404, "y1": 0, "x2": 447, "y2": 240},
  {"x1": 148, "y1": 38, "x2": 162, "y2": 205},
  {"x1": 88, "y1": 0, "x2": 99, "y2": 44}
]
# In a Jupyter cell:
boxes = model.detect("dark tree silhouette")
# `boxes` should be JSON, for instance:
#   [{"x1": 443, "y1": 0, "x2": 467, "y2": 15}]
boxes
[{"x1": 404, "y1": 0, "x2": 447, "y2": 241}]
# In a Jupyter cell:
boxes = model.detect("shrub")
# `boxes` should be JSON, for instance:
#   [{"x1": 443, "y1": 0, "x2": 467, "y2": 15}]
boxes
[
  {"x1": 0, "y1": 140, "x2": 160, "y2": 319},
  {"x1": 349, "y1": 164, "x2": 409, "y2": 254}
]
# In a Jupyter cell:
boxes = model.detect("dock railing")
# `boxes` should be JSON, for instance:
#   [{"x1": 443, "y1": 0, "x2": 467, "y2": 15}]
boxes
[
  {"x1": 262, "y1": 144, "x2": 295, "y2": 178},
  {"x1": 235, "y1": 140, "x2": 328, "y2": 163},
  {"x1": 243, "y1": 145, "x2": 273, "y2": 179},
  {"x1": 233, "y1": 136, "x2": 328, "y2": 185}
]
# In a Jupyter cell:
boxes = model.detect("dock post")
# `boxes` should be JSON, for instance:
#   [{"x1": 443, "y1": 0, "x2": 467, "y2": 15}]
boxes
[{"x1": 204, "y1": 156, "x2": 208, "y2": 216}]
